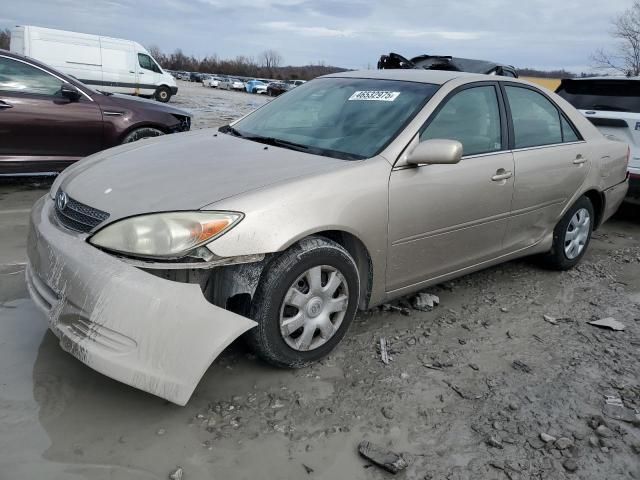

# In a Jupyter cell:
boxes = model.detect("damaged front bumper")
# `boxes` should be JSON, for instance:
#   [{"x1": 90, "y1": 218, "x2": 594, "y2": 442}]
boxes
[{"x1": 26, "y1": 195, "x2": 257, "y2": 405}]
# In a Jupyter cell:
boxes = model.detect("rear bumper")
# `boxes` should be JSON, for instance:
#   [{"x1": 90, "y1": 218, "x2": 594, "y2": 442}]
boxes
[
  {"x1": 602, "y1": 178, "x2": 629, "y2": 224},
  {"x1": 627, "y1": 172, "x2": 640, "y2": 202},
  {"x1": 170, "y1": 86, "x2": 178, "y2": 95},
  {"x1": 26, "y1": 195, "x2": 256, "y2": 405}
]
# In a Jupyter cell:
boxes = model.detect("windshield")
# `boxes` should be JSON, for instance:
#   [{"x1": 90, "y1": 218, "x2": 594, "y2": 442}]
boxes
[
  {"x1": 228, "y1": 77, "x2": 439, "y2": 160},
  {"x1": 556, "y1": 79, "x2": 640, "y2": 112}
]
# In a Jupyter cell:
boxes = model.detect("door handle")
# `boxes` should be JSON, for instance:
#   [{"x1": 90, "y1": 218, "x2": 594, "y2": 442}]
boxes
[
  {"x1": 573, "y1": 154, "x2": 586, "y2": 165},
  {"x1": 491, "y1": 169, "x2": 513, "y2": 181},
  {"x1": 129, "y1": 70, "x2": 135, "y2": 73},
  {"x1": 0, "y1": 100, "x2": 13, "y2": 109}
]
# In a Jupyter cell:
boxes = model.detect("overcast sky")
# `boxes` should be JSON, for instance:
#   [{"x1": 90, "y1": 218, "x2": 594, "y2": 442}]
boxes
[{"x1": 1, "y1": 0, "x2": 632, "y2": 72}]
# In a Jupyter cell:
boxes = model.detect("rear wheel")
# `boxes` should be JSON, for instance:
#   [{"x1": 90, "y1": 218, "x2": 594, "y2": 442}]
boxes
[
  {"x1": 247, "y1": 236, "x2": 360, "y2": 368},
  {"x1": 154, "y1": 86, "x2": 171, "y2": 103},
  {"x1": 121, "y1": 127, "x2": 165, "y2": 144},
  {"x1": 540, "y1": 196, "x2": 594, "y2": 270}
]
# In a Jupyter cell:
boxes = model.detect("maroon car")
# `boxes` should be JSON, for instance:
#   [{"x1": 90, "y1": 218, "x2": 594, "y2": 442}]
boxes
[{"x1": 0, "y1": 50, "x2": 191, "y2": 174}]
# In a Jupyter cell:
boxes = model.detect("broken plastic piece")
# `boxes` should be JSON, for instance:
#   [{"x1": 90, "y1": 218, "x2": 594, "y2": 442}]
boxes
[
  {"x1": 358, "y1": 440, "x2": 408, "y2": 474},
  {"x1": 379, "y1": 337, "x2": 390, "y2": 365},
  {"x1": 588, "y1": 317, "x2": 625, "y2": 331}
]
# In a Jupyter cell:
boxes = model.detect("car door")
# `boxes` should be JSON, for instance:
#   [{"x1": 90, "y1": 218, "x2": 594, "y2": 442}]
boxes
[
  {"x1": 500, "y1": 84, "x2": 589, "y2": 252},
  {"x1": 0, "y1": 54, "x2": 103, "y2": 171},
  {"x1": 136, "y1": 52, "x2": 161, "y2": 96},
  {"x1": 387, "y1": 83, "x2": 515, "y2": 291}
]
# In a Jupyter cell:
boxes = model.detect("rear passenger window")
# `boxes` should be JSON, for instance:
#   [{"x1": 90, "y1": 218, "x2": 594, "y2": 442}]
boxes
[
  {"x1": 505, "y1": 86, "x2": 562, "y2": 148},
  {"x1": 561, "y1": 116, "x2": 580, "y2": 142},
  {"x1": 0, "y1": 57, "x2": 63, "y2": 96},
  {"x1": 420, "y1": 85, "x2": 502, "y2": 157}
]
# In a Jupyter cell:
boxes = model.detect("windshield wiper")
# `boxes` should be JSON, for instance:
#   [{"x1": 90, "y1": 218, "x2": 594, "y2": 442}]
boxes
[
  {"x1": 218, "y1": 124, "x2": 244, "y2": 137},
  {"x1": 218, "y1": 126, "x2": 363, "y2": 159},
  {"x1": 251, "y1": 136, "x2": 310, "y2": 151},
  {"x1": 219, "y1": 126, "x2": 309, "y2": 152},
  {"x1": 588, "y1": 104, "x2": 629, "y2": 112},
  {"x1": 97, "y1": 90, "x2": 113, "y2": 96}
]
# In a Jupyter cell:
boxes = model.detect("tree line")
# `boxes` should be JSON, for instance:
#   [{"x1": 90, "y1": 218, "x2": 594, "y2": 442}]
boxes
[{"x1": 147, "y1": 46, "x2": 344, "y2": 80}]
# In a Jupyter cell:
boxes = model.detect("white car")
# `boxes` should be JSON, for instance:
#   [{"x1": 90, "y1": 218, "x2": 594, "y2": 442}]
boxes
[
  {"x1": 219, "y1": 78, "x2": 245, "y2": 91},
  {"x1": 203, "y1": 76, "x2": 222, "y2": 88},
  {"x1": 556, "y1": 77, "x2": 640, "y2": 203}
]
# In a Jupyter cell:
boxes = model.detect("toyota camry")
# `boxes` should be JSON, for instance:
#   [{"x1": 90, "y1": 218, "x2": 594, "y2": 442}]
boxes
[{"x1": 26, "y1": 69, "x2": 629, "y2": 405}]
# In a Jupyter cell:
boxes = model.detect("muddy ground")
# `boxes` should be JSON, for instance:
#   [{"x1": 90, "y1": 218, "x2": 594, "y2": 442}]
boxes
[{"x1": 0, "y1": 81, "x2": 639, "y2": 480}]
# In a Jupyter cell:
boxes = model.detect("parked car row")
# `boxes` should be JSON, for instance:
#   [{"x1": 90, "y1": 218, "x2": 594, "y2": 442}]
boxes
[
  {"x1": 201, "y1": 76, "x2": 306, "y2": 95},
  {"x1": 169, "y1": 70, "x2": 306, "y2": 95}
]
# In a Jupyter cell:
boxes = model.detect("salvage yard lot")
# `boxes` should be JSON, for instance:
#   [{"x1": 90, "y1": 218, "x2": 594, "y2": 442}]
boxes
[{"x1": 0, "y1": 81, "x2": 639, "y2": 479}]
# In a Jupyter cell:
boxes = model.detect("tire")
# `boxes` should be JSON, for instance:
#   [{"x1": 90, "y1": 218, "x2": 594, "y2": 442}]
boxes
[
  {"x1": 540, "y1": 196, "x2": 595, "y2": 270},
  {"x1": 121, "y1": 127, "x2": 165, "y2": 144},
  {"x1": 252, "y1": 88, "x2": 257, "y2": 94},
  {"x1": 154, "y1": 86, "x2": 171, "y2": 103},
  {"x1": 247, "y1": 236, "x2": 360, "y2": 368}
]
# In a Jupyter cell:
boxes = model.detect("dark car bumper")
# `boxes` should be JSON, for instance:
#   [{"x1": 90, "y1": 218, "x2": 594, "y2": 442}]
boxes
[
  {"x1": 627, "y1": 172, "x2": 640, "y2": 203},
  {"x1": 168, "y1": 115, "x2": 191, "y2": 133},
  {"x1": 170, "y1": 86, "x2": 178, "y2": 95}
]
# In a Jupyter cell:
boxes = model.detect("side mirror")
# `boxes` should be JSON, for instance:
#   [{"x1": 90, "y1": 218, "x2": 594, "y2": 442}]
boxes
[
  {"x1": 406, "y1": 139, "x2": 463, "y2": 166},
  {"x1": 60, "y1": 84, "x2": 82, "y2": 101}
]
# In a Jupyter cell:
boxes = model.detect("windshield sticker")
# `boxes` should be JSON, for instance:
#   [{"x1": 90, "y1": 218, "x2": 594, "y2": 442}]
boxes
[{"x1": 348, "y1": 91, "x2": 401, "y2": 102}]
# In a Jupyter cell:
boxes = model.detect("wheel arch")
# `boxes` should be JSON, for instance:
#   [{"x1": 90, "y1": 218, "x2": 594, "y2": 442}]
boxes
[
  {"x1": 118, "y1": 122, "x2": 169, "y2": 144},
  {"x1": 582, "y1": 189, "x2": 605, "y2": 229},
  {"x1": 310, "y1": 230, "x2": 373, "y2": 310}
]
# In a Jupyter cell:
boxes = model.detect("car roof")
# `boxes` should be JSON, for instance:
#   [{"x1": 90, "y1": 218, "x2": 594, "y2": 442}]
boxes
[{"x1": 322, "y1": 69, "x2": 494, "y2": 85}]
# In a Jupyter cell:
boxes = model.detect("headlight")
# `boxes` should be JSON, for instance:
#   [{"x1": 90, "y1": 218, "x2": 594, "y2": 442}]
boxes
[{"x1": 89, "y1": 211, "x2": 243, "y2": 259}]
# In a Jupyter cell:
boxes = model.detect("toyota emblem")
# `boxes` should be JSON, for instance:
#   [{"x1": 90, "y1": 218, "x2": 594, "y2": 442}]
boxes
[{"x1": 56, "y1": 191, "x2": 68, "y2": 211}]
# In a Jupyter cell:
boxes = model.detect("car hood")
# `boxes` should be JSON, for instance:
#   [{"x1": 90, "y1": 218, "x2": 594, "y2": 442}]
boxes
[
  {"x1": 96, "y1": 92, "x2": 190, "y2": 117},
  {"x1": 57, "y1": 129, "x2": 350, "y2": 223}
]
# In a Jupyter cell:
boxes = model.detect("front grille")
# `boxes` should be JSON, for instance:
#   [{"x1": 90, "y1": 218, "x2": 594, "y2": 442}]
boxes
[
  {"x1": 55, "y1": 190, "x2": 110, "y2": 233},
  {"x1": 170, "y1": 115, "x2": 191, "y2": 133}
]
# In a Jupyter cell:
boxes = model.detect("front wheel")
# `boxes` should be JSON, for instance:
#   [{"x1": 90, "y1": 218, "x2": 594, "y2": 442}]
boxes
[
  {"x1": 121, "y1": 127, "x2": 165, "y2": 144},
  {"x1": 154, "y1": 86, "x2": 171, "y2": 103},
  {"x1": 247, "y1": 236, "x2": 360, "y2": 368},
  {"x1": 540, "y1": 196, "x2": 594, "y2": 270}
]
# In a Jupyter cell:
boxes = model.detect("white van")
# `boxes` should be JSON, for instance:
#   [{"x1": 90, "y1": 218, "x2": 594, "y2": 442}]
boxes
[{"x1": 9, "y1": 25, "x2": 178, "y2": 102}]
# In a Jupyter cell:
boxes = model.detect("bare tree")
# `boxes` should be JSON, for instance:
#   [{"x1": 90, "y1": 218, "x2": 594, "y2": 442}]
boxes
[
  {"x1": 260, "y1": 49, "x2": 283, "y2": 71},
  {"x1": 147, "y1": 44, "x2": 164, "y2": 62},
  {"x1": 592, "y1": 1, "x2": 640, "y2": 76},
  {"x1": 0, "y1": 28, "x2": 10, "y2": 50}
]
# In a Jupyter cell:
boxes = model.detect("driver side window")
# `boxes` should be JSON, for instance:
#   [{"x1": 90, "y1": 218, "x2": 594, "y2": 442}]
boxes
[
  {"x1": 420, "y1": 85, "x2": 503, "y2": 157},
  {"x1": 0, "y1": 57, "x2": 63, "y2": 96},
  {"x1": 138, "y1": 53, "x2": 161, "y2": 73}
]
